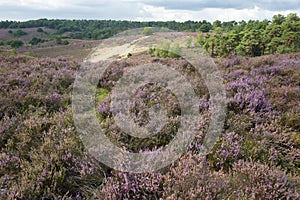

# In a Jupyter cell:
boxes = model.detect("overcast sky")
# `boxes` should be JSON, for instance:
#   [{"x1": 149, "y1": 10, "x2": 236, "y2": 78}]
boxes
[{"x1": 0, "y1": 0, "x2": 299, "y2": 22}]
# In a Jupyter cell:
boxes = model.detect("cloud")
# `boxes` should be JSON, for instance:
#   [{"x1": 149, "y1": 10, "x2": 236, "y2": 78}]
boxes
[
  {"x1": 136, "y1": 5, "x2": 299, "y2": 22},
  {"x1": 0, "y1": 0, "x2": 299, "y2": 22},
  {"x1": 0, "y1": 0, "x2": 146, "y2": 21},
  {"x1": 130, "y1": 0, "x2": 300, "y2": 11}
]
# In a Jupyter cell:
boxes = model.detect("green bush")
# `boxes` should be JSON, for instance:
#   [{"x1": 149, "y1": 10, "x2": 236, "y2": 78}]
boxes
[
  {"x1": 56, "y1": 37, "x2": 69, "y2": 45},
  {"x1": 62, "y1": 40, "x2": 69, "y2": 45},
  {"x1": 149, "y1": 40, "x2": 182, "y2": 58},
  {"x1": 37, "y1": 27, "x2": 44, "y2": 32},
  {"x1": 12, "y1": 29, "x2": 28, "y2": 37},
  {"x1": 29, "y1": 37, "x2": 46, "y2": 45},
  {"x1": 56, "y1": 37, "x2": 62, "y2": 45},
  {"x1": 6, "y1": 40, "x2": 24, "y2": 48},
  {"x1": 142, "y1": 27, "x2": 154, "y2": 36},
  {"x1": 185, "y1": 36, "x2": 193, "y2": 48}
]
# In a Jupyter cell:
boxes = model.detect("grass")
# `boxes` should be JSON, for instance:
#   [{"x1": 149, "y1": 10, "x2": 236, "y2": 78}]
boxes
[
  {"x1": 0, "y1": 49, "x2": 17, "y2": 56},
  {"x1": 95, "y1": 87, "x2": 110, "y2": 102}
]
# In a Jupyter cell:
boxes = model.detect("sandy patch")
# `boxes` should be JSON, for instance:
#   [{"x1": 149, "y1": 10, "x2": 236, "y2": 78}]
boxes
[{"x1": 86, "y1": 36, "x2": 149, "y2": 63}]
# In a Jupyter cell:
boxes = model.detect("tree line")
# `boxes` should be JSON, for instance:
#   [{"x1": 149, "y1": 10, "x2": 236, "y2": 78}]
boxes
[
  {"x1": 0, "y1": 19, "x2": 212, "y2": 40},
  {"x1": 1, "y1": 13, "x2": 299, "y2": 57},
  {"x1": 196, "y1": 13, "x2": 300, "y2": 57}
]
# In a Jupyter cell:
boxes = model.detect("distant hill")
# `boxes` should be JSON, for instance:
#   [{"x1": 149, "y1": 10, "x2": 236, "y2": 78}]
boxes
[
  {"x1": 0, "y1": 13, "x2": 299, "y2": 58},
  {"x1": 0, "y1": 27, "x2": 55, "y2": 41}
]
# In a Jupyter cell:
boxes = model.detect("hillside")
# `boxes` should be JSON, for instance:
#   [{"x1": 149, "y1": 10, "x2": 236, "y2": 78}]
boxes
[
  {"x1": 0, "y1": 13, "x2": 299, "y2": 60},
  {"x1": 0, "y1": 43, "x2": 299, "y2": 198}
]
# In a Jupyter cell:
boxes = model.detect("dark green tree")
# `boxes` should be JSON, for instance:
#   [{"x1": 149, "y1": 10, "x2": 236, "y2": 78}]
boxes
[{"x1": 212, "y1": 20, "x2": 222, "y2": 30}]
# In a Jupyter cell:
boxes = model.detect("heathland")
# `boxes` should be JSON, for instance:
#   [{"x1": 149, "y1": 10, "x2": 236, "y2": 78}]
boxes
[{"x1": 0, "y1": 14, "x2": 299, "y2": 199}]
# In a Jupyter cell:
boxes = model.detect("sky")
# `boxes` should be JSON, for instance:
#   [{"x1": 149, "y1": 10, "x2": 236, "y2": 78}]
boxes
[{"x1": 0, "y1": 0, "x2": 299, "y2": 22}]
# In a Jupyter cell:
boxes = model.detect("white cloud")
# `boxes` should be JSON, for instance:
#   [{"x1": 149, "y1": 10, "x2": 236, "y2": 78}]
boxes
[
  {"x1": 124, "y1": 0, "x2": 300, "y2": 11},
  {"x1": 135, "y1": 5, "x2": 300, "y2": 22},
  {"x1": 0, "y1": 0, "x2": 67, "y2": 10},
  {"x1": 0, "y1": 0, "x2": 299, "y2": 21}
]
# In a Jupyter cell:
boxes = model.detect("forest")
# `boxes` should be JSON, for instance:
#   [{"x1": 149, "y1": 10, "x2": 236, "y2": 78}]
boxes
[
  {"x1": 196, "y1": 13, "x2": 300, "y2": 57},
  {"x1": 0, "y1": 18, "x2": 211, "y2": 39}
]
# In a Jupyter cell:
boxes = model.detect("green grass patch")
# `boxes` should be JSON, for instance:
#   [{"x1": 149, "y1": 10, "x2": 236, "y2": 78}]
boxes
[
  {"x1": 0, "y1": 49, "x2": 17, "y2": 56},
  {"x1": 95, "y1": 87, "x2": 110, "y2": 102},
  {"x1": 94, "y1": 87, "x2": 110, "y2": 123}
]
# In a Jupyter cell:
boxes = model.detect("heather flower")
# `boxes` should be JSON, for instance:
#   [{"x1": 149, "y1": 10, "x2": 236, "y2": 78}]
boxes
[
  {"x1": 97, "y1": 98, "x2": 111, "y2": 118},
  {"x1": 209, "y1": 131, "x2": 244, "y2": 171},
  {"x1": 231, "y1": 160, "x2": 299, "y2": 199},
  {"x1": 227, "y1": 72, "x2": 272, "y2": 112},
  {"x1": 225, "y1": 69, "x2": 245, "y2": 80},
  {"x1": 0, "y1": 50, "x2": 299, "y2": 199},
  {"x1": 225, "y1": 56, "x2": 240, "y2": 67},
  {"x1": 198, "y1": 96, "x2": 209, "y2": 112},
  {"x1": 96, "y1": 172, "x2": 163, "y2": 199},
  {"x1": 0, "y1": 153, "x2": 20, "y2": 172}
]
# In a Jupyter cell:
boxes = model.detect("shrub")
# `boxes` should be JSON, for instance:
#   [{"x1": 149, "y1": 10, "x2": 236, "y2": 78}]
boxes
[
  {"x1": 95, "y1": 172, "x2": 163, "y2": 199},
  {"x1": 6, "y1": 40, "x2": 24, "y2": 48},
  {"x1": 209, "y1": 131, "x2": 244, "y2": 171},
  {"x1": 12, "y1": 29, "x2": 28, "y2": 37},
  {"x1": 1, "y1": 51, "x2": 299, "y2": 199},
  {"x1": 230, "y1": 160, "x2": 299, "y2": 199},
  {"x1": 185, "y1": 36, "x2": 193, "y2": 48},
  {"x1": 142, "y1": 27, "x2": 154, "y2": 36},
  {"x1": 149, "y1": 40, "x2": 182, "y2": 58},
  {"x1": 37, "y1": 27, "x2": 44, "y2": 32},
  {"x1": 1, "y1": 110, "x2": 106, "y2": 199},
  {"x1": 163, "y1": 153, "x2": 230, "y2": 199},
  {"x1": 56, "y1": 37, "x2": 69, "y2": 45},
  {"x1": 29, "y1": 37, "x2": 45, "y2": 45},
  {"x1": 62, "y1": 40, "x2": 69, "y2": 45}
]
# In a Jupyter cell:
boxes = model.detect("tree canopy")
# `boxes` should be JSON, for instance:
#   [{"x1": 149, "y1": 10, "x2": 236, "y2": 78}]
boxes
[{"x1": 196, "y1": 13, "x2": 300, "y2": 57}]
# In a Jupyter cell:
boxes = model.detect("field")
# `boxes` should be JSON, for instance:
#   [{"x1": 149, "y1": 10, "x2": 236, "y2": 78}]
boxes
[{"x1": 0, "y1": 29, "x2": 299, "y2": 199}]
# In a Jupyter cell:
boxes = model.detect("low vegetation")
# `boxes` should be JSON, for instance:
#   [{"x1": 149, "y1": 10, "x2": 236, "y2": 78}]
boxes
[
  {"x1": 29, "y1": 37, "x2": 46, "y2": 45},
  {"x1": 6, "y1": 40, "x2": 24, "y2": 48},
  {"x1": 0, "y1": 12, "x2": 299, "y2": 199},
  {"x1": 0, "y1": 50, "x2": 299, "y2": 199},
  {"x1": 8, "y1": 29, "x2": 28, "y2": 37},
  {"x1": 148, "y1": 40, "x2": 182, "y2": 58}
]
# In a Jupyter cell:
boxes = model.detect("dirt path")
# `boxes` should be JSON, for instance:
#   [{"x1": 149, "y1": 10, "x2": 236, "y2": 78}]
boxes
[{"x1": 86, "y1": 36, "x2": 149, "y2": 63}]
